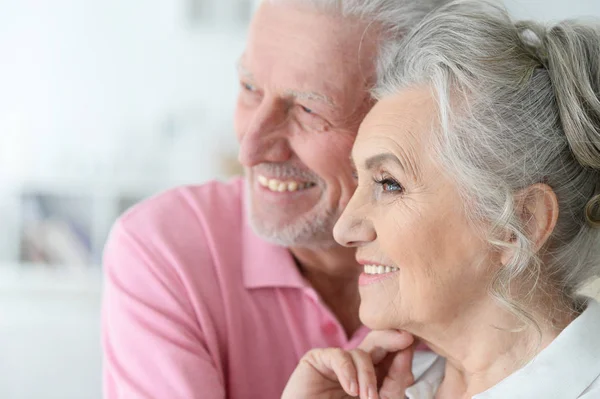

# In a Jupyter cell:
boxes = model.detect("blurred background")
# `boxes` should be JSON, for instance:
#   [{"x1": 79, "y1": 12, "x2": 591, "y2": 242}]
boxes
[{"x1": 0, "y1": 0, "x2": 599, "y2": 398}]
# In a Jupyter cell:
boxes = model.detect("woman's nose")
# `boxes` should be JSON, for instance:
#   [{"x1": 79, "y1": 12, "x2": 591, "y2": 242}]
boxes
[{"x1": 333, "y1": 195, "x2": 376, "y2": 247}]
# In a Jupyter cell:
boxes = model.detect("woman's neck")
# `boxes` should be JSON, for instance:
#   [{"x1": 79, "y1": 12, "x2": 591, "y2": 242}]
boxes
[{"x1": 410, "y1": 297, "x2": 578, "y2": 399}]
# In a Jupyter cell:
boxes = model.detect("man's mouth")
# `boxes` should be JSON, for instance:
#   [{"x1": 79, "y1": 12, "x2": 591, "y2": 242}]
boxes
[{"x1": 257, "y1": 174, "x2": 316, "y2": 192}]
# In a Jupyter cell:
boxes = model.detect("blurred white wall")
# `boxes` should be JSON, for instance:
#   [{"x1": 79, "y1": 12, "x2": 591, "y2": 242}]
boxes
[
  {"x1": 0, "y1": 0, "x2": 244, "y2": 187},
  {"x1": 505, "y1": 0, "x2": 600, "y2": 20},
  {"x1": 1, "y1": 1, "x2": 248, "y2": 398},
  {"x1": 1, "y1": 1, "x2": 600, "y2": 399}
]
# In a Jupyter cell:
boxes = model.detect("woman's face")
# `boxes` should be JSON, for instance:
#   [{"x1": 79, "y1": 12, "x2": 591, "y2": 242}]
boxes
[{"x1": 333, "y1": 87, "x2": 499, "y2": 331}]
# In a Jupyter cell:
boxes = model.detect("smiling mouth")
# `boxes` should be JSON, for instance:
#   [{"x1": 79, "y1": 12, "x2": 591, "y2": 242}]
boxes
[
  {"x1": 257, "y1": 174, "x2": 316, "y2": 192},
  {"x1": 363, "y1": 264, "x2": 399, "y2": 275}
]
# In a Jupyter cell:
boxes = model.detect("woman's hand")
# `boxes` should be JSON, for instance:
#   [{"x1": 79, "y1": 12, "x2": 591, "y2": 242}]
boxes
[{"x1": 281, "y1": 330, "x2": 416, "y2": 399}]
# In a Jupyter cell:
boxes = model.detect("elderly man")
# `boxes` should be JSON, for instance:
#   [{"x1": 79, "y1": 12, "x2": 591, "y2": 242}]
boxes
[{"x1": 101, "y1": 1, "x2": 442, "y2": 398}]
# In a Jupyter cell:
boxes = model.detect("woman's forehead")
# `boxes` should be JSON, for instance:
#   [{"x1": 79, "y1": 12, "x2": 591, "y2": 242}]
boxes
[{"x1": 355, "y1": 89, "x2": 438, "y2": 157}]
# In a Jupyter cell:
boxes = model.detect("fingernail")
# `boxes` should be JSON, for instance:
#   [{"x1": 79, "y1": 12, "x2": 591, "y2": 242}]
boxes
[
  {"x1": 349, "y1": 381, "x2": 358, "y2": 396},
  {"x1": 370, "y1": 347, "x2": 387, "y2": 361},
  {"x1": 368, "y1": 386, "x2": 378, "y2": 399}
]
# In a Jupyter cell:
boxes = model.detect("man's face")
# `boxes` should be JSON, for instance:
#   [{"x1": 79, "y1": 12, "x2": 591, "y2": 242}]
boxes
[{"x1": 235, "y1": 1, "x2": 376, "y2": 248}]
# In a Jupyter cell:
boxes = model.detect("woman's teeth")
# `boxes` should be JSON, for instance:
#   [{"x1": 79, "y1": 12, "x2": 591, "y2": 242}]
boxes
[
  {"x1": 363, "y1": 265, "x2": 399, "y2": 275},
  {"x1": 258, "y1": 175, "x2": 315, "y2": 192}
]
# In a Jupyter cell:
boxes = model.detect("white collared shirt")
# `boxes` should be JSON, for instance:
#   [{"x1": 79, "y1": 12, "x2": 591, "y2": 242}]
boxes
[{"x1": 406, "y1": 298, "x2": 600, "y2": 398}]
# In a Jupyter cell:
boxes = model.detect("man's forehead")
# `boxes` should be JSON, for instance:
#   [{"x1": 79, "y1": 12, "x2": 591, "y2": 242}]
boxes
[
  {"x1": 247, "y1": 2, "x2": 377, "y2": 70},
  {"x1": 239, "y1": 3, "x2": 378, "y2": 113},
  {"x1": 237, "y1": 55, "x2": 342, "y2": 107}
]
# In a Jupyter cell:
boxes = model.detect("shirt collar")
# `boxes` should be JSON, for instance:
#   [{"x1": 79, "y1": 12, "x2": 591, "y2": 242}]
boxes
[
  {"x1": 405, "y1": 298, "x2": 600, "y2": 399},
  {"x1": 406, "y1": 353, "x2": 446, "y2": 399},
  {"x1": 240, "y1": 181, "x2": 308, "y2": 290},
  {"x1": 476, "y1": 298, "x2": 600, "y2": 399}
]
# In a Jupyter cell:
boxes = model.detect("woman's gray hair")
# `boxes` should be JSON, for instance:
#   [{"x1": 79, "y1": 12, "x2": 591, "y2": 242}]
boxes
[{"x1": 375, "y1": 0, "x2": 600, "y2": 324}]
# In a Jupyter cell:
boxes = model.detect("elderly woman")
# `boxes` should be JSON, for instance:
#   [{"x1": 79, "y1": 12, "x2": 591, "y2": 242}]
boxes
[{"x1": 281, "y1": 1, "x2": 600, "y2": 398}]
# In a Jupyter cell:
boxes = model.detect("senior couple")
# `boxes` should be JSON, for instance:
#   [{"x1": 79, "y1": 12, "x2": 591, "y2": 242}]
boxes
[{"x1": 101, "y1": 0, "x2": 600, "y2": 398}]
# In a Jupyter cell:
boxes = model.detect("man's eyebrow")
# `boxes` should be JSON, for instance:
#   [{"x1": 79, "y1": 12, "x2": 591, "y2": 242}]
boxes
[
  {"x1": 284, "y1": 89, "x2": 336, "y2": 107},
  {"x1": 236, "y1": 58, "x2": 335, "y2": 107},
  {"x1": 236, "y1": 59, "x2": 254, "y2": 80}
]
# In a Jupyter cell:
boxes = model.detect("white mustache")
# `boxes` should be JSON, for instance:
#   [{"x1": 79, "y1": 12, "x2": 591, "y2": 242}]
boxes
[{"x1": 253, "y1": 164, "x2": 321, "y2": 182}]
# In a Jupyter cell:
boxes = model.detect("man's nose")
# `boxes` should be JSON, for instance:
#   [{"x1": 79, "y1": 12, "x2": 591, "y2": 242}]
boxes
[
  {"x1": 238, "y1": 100, "x2": 293, "y2": 167},
  {"x1": 333, "y1": 194, "x2": 377, "y2": 247}
]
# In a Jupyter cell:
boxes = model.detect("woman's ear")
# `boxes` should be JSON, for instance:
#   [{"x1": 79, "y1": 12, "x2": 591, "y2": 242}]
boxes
[
  {"x1": 499, "y1": 183, "x2": 559, "y2": 267},
  {"x1": 515, "y1": 183, "x2": 559, "y2": 252}
]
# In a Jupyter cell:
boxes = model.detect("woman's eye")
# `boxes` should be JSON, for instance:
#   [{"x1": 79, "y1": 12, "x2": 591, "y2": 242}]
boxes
[{"x1": 374, "y1": 177, "x2": 404, "y2": 193}]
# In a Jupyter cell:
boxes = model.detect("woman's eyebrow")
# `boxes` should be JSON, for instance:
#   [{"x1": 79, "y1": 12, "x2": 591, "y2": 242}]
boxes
[{"x1": 364, "y1": 153, "x2": 405, "y2": 172}]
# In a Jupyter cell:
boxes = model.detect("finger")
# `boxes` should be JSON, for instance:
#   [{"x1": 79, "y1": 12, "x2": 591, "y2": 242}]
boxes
[
  {"x1": 374, "y1": 339, "x2": 422, "y2": 382},
  {"x1": 306, "y1": 348, "x2": 359, "y2": 397},
  {"x1": 359, "y1": 330, "x2": 415, "y2": 364},
  {"x1": 349, "y1": 349, "x2": 379, "y2": 399},
  {"x1": 379, "y1": 345, "x2": 415, "y2": 399}
]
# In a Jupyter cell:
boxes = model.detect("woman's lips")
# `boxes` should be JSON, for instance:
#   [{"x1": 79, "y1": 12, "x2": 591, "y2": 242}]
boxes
[{"x1": 358, "y1": 264, "x2": 399, "y2": 286}]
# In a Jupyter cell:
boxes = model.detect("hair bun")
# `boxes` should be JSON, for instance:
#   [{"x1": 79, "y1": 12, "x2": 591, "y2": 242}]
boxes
[
  {"x1": 517, "y1": 23, "x2": 549, "y2": 67},
  {"x1": 542, "y1": 22, "x2": 600, "y2": 170},
  {"x1": 586, "y1": 194, "x2": 600, "y2": 228}
]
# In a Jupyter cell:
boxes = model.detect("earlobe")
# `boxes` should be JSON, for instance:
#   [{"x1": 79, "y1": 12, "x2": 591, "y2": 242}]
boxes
[
  {"x1": 500, "y1": 244, "x2": 515, "y2": 267},
  {"x1": 499, "y1": 231, "x2": 517, "y2": 267}
]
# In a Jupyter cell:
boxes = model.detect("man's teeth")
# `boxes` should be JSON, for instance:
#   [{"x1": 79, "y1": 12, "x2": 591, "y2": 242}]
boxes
[
  {"x1": 363, "y1": 265, "x2": 399, "y2": 275},
  {"x1": 258, "y1": 175, "x2": 315, "y2": 192}
]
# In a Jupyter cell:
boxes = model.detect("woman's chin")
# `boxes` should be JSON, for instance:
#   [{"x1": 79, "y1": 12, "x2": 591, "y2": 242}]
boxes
[{"x1": 359, "y1": 302, "x2": 403, "y2": 330}]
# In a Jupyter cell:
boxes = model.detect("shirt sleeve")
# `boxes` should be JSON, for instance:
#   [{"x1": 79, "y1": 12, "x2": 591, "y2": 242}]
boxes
[{"x1": 101, "y1": 219, "x2": 225, "y2": 399}]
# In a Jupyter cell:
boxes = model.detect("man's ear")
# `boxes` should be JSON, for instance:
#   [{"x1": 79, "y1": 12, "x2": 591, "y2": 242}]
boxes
[{"x1": 500, "y1": 183, "x2": 559, "y2": 267}]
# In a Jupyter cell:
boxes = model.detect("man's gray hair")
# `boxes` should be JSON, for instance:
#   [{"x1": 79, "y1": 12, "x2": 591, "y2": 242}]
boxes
[
  {"x1": 375, "y1": 0, "x2": 600, "y2": 325},
  {"x1": 265, "y1": 0, "x2": 450, "y2": 54}
]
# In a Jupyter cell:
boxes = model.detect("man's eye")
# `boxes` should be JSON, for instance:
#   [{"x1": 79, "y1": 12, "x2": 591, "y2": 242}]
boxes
[
  {"x1": 300, "y1": 105, "x2": 313, "y2": 114},
  {"x1": 241, "y1": 82, "x2": 256, "y2": 92},
  {"x1": 295, "y1": 104, "x2": 328, "y2": 132}
]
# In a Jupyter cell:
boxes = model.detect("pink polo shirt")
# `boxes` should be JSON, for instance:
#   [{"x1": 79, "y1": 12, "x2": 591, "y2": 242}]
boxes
[{"x1": 102, "y1": 177, "x2": 369, "y2": 399}]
